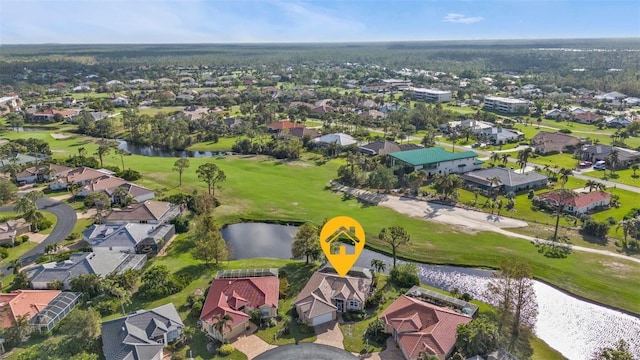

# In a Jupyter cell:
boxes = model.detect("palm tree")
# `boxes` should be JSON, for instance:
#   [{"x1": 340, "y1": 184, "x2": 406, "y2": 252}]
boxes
[
  {"x1": 370, "y1": 259, "x2": 386, "y2": 275},
  {"x1": 550, "y1": 190, "x2": 578, "y2": 242},
  {"x1": 607, "y1": 148, "x2": 620, "y2": 174},
  {"x1": 558, "y1": 168, "x2": 572, "y2": 189},
  {"x1": 432, "y1": 173, "x2": 461, "y2": 202},
  {"x1": 490, "y1": 152, "x2": 500, "y2": 166},
  {"x1": 501, "y1": 153, "x2": 509, "y2": 166},
  {"x1": 585, "y1": 180, "x2": 598, "y2": 192},
  {"x1": 537, "y1": 116, "x2": 542, "y2": 129},
  {"x1": 213, "y1": 314, "x2": 233, "y2": 339},
  {"x1": 616, "y1": 219, "x2": 639, "y2": 249},
  {"x1": 8, "y1": 258, "x2": 22, "y2": 274},
  {"x1": 486, "y1": 176, "x2": 501, "y2": 199},
  {"x1": 517, "y1": 148, "x2": 533, "y2": 171}
]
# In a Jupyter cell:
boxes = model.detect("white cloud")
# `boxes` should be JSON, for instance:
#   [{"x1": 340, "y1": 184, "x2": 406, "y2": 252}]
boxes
[{"x1": 443, "y1": 13, "x2": 483, "y2": 24}]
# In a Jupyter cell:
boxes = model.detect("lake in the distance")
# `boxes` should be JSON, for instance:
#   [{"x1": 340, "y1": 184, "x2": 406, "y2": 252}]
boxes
[{"x1": 221, "y1": 222, "x2": 640, "y2": 360}]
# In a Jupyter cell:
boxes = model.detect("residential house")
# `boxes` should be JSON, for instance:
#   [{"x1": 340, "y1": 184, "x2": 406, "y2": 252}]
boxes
[
  {"x1": 294, "y1": 266, "x2": 372, "y2": 326},
  {"x1": 0, "y1": 95, "x2": 23, "y2": 114},
  {"x1": 357, "y1": 99, "x2": 377, "y2": 109},
  {"x1": 76, "y1": 175, "x2": 155, "y2": 203},
  {"x1": 110, "y1": 95, "x2": 129, "y2": 107},
  {"x1": 359, "y1": 140, "x2": 402, "y2": 156},
  {"x1": 380, "y1": 288, "x2": 474, "y2": 360},
  {"x1": 0, "y1": 290, "x2": 81, "y2": 332},
  {"x1": 624, "y1": 97, "x2": 640, "y2": 106},
  {"x1": 200, "y1": 269, "x2": 279, "y2": 341},
  {"x1": 358, "y1": 109, "x2": 386, "y2": 120},
  {"x1": 312, "y1": 133, "x2": 358, "y2": 147},
  {"x1": 482, "y1": 97, "x2": 529, "y2": 114},
  {"x1": 545, "y1": 109, "x2": 568, "y2": 119},
  {"x1": 49, "y1": 166, "x2": 114, "y2": 190},
  {"x1": 595, "y1": 91, "x2": 627, "y2": 101},
  {"x1": 83, "y1": 223, "x2": 175, "y2": 254},
  {"x1": 101, "y1": 303, "x2": 184, "y2": 360},
  {"x1": 412, "y1": 88, "x2": 452, "y2": 103},
  {"x1": 573, "y1": 112, "x2": 603, "y2": 124},
  {"x1": 441, "y1": 119, "x2": 493, "y2": 134},
  {"x1": 32, "y1": 109, "x2": 78, "y2": 122},
  {"x1": 534, "y1": 190, "x2": 611, "y2": 215},
  {"x1": 223, "y1": 117, "x2": 243, "y2": 129},
  {"x1": 178, "y1": 105, "x2": 210, "y2": 121},
  {"x1": 16, "y1": 164, "x2": 73, "y2": 184},
  {"x1": 0, "y1": 153, "x2": 49, "y2": 169},
  {"x1": 310, "y1": 104, "x2": 335, "y2": 116},
  {"x1": 389, "y1": 147, "x2": 481, "y2": 176},
  {"x1": 530, "y1": 131, "x2": 582, "y2": 155},
  {"x1": 267, "y1": 120, "x2": 305, "y2": 134},
  {"x1": 605, "y1": 116, "x2": 633, "y2": 128},
  {"x1": 288, "y1": 127, "x2": 320, "y2": 140},
  {"x1": 27, "y1": 252, "x2": 147, "y2": 290},
  {"x1": 461, "y1": 167, "x2": 548, "y2": 195},
  {"x1": 72, "y1": 85, "x2": 91, "y2": 93},
  {"x1": 103, "y1": 200, "x2": 180, "y2": 225},
  {"x1": 476, "y1": 127, "x2": 523, "y2": 145},
  {"x1": 580, "y1": 145, "x2": 640, "y2": 169},
  {"x1": 0, "y1": 219, "x2": 31, "y2": 246}
]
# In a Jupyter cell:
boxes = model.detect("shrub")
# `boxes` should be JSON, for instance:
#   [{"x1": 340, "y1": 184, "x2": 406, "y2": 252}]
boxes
[
  {"x1": 21, "y1": 234, "x2": 29, "y2": 243},
  {"x1": 279, "y1": 277, "x2": 289, "y2": 299},
  {"x1": 581, "y1": 219, "x2": 610, "y2": 240},
  {"x1": 365, "y1": 291, "x2": 384, "y2": 309},
  {"x1": 36, "y1": 218, "x2": 53, "y2": 231},
  {"x1": 389, "y1": 263, "x2": 420, "y2": 288},
  {"x1": 527, "y1": 190, "x2": 535, "y2": 199},
  {"x1": 119, "y1": 168, "x2": 142, "y2": 181},
  {"x1": 0, "y1": 247, "x2": 7, "y2": 259},
  {"x1": 66, "y1": 232, "x2": 80, "y2": 241},
  {"x1": 170, "y1": 215, "x2": 190, "y2": 233},
  {"x1": 218, "y1": 344, "x2": 235, "y2": 355},
  {"x1": 559, "y1": 128, "x2": 572, "y2": 134}
]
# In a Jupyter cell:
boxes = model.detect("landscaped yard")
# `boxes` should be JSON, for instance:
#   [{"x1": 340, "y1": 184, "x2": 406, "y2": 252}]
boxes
[{"x1": 583, "y1": 167, "x2": 640, "y2": 188}]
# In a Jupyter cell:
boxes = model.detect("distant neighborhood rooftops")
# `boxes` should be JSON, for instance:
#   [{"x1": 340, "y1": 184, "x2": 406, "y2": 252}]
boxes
[{"x1": 312, "y1": 133, "x2": 357, "y2": 146}]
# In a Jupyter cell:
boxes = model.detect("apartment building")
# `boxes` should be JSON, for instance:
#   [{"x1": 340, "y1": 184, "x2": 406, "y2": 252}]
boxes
[
  {"x1": 412, "y1": 88, "x2": 452, "y2": 102},
  {"x1": 483, "y1": 96, "x2": 529, "y2": 114}
]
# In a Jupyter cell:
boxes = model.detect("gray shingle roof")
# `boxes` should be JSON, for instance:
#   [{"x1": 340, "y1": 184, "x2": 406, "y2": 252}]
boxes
[
  {"x1": 83, "y1": 223, "x2": 172, "y2": 249},
  {"x1": 461, "y1": 167, "x2": 548, "y2": 188},
  {"x1": 101, "y1": 303, "x2": 183, "y2": 360}
]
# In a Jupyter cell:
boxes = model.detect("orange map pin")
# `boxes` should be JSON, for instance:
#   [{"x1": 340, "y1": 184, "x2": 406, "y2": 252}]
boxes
[{"x1": 319, "y1": 216, "x2": 365, "y2": 277}]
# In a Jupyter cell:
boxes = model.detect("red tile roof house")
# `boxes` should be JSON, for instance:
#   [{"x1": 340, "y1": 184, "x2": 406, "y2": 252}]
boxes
[
  {"x1": 267, "y1": 120, "x2": 306, "y2": 134},
  {"x1": 199, "y1": 269, "x2": 279, "y2": 342},
  {"x1": 16, "y1": 164, "x2": 74, "y2": 184},
  {"x1": 0, "y1": 290, "x2": 59, "y2": 328},
  {"x1": 380, "y1": 295, "x2": 472, "y2": 360},
  {"x1": 534, "y1": 190, "x2": 611, "y2": 215},
  {"x1": 49, "y1": 166, "x2": 114, "y2": 190},
  {"x1": 31, "y1": 109, "x2": 78, "y2": 122},
  {"x1": 573, "y1": 112, "x2": 604, "y2": 124}
]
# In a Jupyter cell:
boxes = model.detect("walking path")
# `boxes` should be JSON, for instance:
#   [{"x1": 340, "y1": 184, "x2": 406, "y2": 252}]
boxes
[{"x1": 333, "y1": 182, "x2": 640, "y2": 265}]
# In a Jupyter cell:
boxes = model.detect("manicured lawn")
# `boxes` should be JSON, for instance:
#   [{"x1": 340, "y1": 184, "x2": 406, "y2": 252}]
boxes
[
  {"x1": 3, "y1": 129, "x2": 640, "y2": 315},
  {"x1": 529, "y1": 153, "x2": 580, "y2": 170},
  {"x1": 583, "y1": 168, "x2": 640, "y2": 188},
  {"x1": 137, "y1": 106, "x2": 184, "y2": 116},
  {"x1": 37, "y1": 211, "x2": 58, "y2": 235},
  {"x1": 187, "y1": 137, "x2": 244, "y2": 152},
  {"x1": 0, "y1": 241, "x2": 38, "y2": 270},
  {"x1": 304, "y1": 120, "x2": 324, "y2": 127}
]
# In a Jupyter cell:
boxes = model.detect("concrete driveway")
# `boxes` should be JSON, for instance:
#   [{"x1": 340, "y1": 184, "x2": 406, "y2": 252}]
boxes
[
  {"x1": 355, "y1": 338, "x2": 404, "y2": 360},
  {"x1": 232, "y1": 333, "x2": 276, "y2": 359},
  {"x1": 314, "y1": 321, "x2": 344, "y2": 349}
]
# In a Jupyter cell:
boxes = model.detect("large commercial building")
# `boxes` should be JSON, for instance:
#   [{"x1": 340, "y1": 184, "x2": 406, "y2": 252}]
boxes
[
  {"x1": 483, "y1": 96, "x2": 529, "y2": 114},
  {"x1": 412, "y1": 88, "x2": 452, "y2": 103}
]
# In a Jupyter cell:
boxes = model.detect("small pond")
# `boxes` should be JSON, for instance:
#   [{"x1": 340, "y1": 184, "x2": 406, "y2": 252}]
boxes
[
  {"x1": 221, "y1": 222, "x2": 640, "y2": 360},
  {"x1": 116, "y1": 139, "x2": 231, "y2": 158}
]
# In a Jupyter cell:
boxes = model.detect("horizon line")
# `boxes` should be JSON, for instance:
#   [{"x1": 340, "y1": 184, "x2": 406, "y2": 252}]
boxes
[{"x1": 2, "y1": 36, "x2": 639, "y2": 47}]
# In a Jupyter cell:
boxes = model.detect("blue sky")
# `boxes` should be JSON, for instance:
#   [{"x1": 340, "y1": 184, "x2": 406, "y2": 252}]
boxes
[{"x1": 1, "y1": 0, "x2": 639, "y2": 44}]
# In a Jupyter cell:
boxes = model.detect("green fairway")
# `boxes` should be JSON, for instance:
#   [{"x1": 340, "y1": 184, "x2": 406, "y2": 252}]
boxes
[{"x1": 2, "y1": 129, "x2": 639, "y2": 314}]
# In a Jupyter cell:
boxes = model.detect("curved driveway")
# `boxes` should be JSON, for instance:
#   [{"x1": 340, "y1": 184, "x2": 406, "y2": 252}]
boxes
[{"x1": 0, "y1": 197, "x2": 77, "y2": 275}]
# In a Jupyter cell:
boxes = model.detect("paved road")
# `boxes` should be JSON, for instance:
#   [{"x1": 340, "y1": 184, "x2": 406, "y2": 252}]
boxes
[
  {"x1": 0, "y1": 197, "x2": 77, "y2": 276},
  {"x1": 571, "y1": 170, "x2": 640, "y2": 194}
]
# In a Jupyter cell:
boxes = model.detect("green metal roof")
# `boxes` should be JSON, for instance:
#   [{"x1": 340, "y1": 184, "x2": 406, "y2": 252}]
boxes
[{"x1": 389, "y1": 147, "x2": 478, "y2": 166}]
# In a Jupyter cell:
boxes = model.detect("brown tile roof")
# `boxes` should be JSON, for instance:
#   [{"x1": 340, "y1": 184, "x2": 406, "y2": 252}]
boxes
[
  {"x1": 574, "y1": 113, "x2": 603, "y2": 122},
  {"x1": 294, "y1": 272, "x2": 371, "y2": 319},
  {"x1": 57, "y1": 167, "x2": 109, "y2": 185},
  {"x1": 104, "y1": 200, "x2": 174, "y2": 223},
  {"x1": 380, "y1": 295, "x2": 472, "y2": 359},
  {"x1": 17, "y1": 164, "x2": 73, "y2": 179},
  {"x1": 267, "y1": 120, "x2": 305, "y2": 131},
  {"x1": 0, "y1": 290, "x2": 61, "y2": 328},
  {"x1": 83, "y1": 175, "x2": 127, "y2": 192},
  {"x1": 288, "y1": 127, "x2": 320, "y2": 139},
  {"x1": 200, "y1": 276, "x2": 279, "y2": 333}
]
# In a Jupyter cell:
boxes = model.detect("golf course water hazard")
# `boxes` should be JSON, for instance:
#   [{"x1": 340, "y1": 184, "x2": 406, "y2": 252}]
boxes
[{"x1": 222, "y1": 222, "x2": 640, "y2": 359}]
